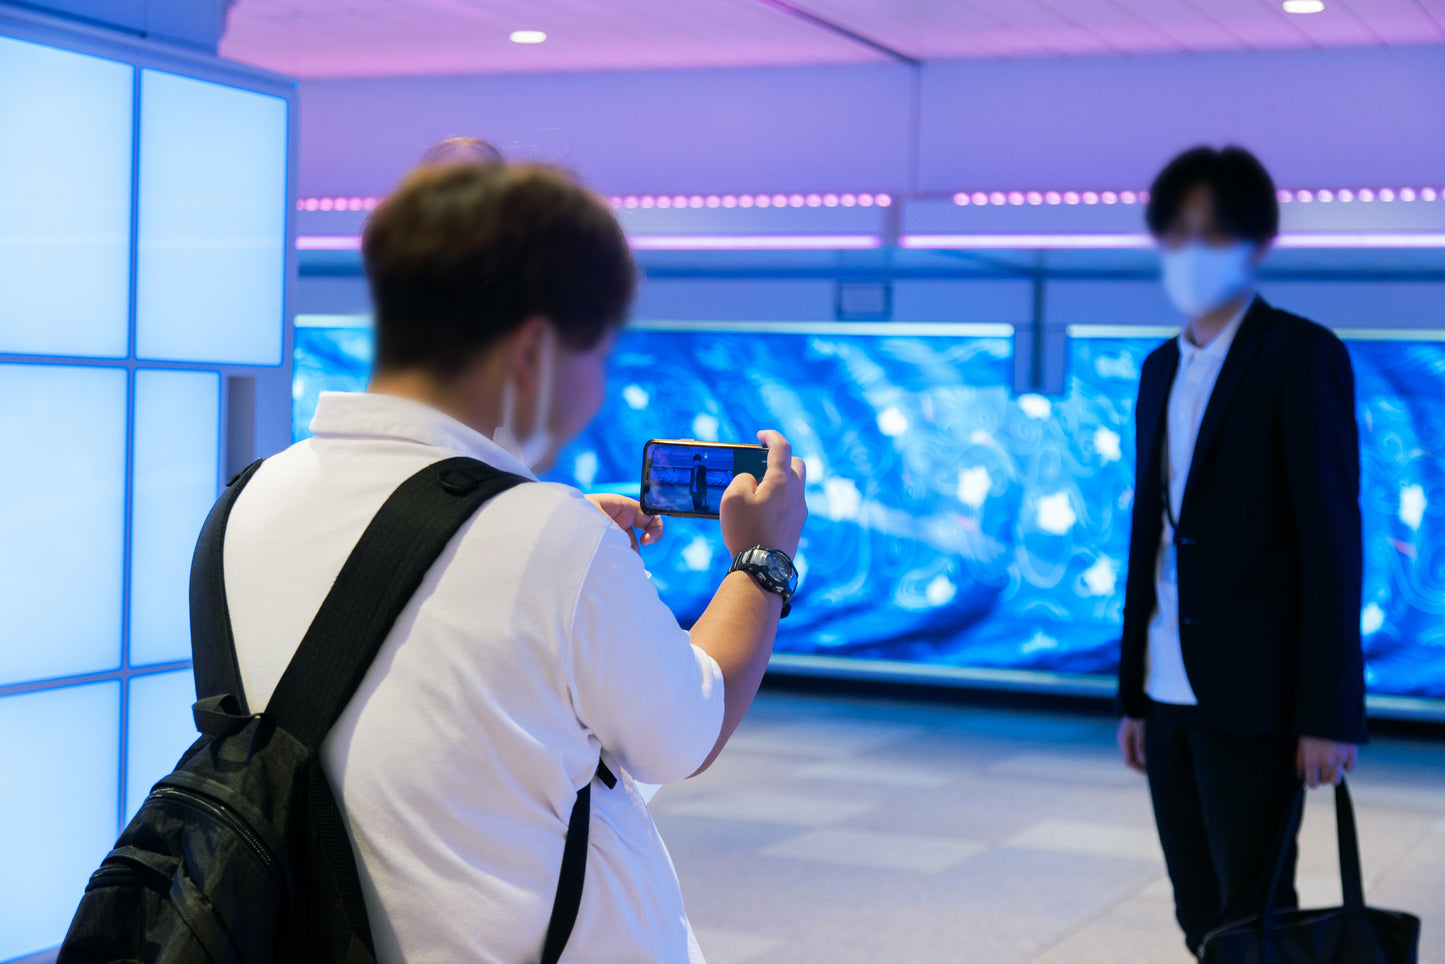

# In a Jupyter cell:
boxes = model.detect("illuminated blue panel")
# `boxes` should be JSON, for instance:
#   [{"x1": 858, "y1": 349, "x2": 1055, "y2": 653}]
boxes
[
  {"x1": 0, "y1": 36, "x2": 132, "y2": 358},
  {"x1": 125, "y1": 669, "x2": 198, "y2": 822},
  {"x1": 0, "y1": 681, "x2": 120, "y2": 961},
  {"x1": 129, "y1": 369, "x2": 220, "y2": 666},
  {"x1": 135, "y1": 69, "x2": 288, "y2": 365},
  {"x1": 293, "y1": 324, "x2": 373, "y2": 440},
  {"x1": 0, "y1": 365, "x2": 127, "y2": 685}
]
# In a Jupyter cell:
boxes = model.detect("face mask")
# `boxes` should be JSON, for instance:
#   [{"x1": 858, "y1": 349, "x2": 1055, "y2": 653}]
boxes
[
  {"x1": 1160, "y1": 241, "x2": 1256, "y2": 318},
  {"x1": 492, "y1": 327, "x2": 555, "y2": 471}
]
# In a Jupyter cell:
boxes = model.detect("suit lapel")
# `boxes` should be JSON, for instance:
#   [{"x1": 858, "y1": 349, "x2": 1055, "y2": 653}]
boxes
[{"x1": 1179, "y1": 296, "x2": 1271, "y2": 518}]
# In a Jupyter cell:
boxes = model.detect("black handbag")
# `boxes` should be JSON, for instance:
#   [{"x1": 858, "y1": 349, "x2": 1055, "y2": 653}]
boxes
[{"x1": 1198, "y1": 778, "x2": 1419, "y2": 963}]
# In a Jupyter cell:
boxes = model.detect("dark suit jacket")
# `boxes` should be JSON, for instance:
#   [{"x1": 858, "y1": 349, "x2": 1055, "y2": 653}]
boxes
[
  {"x1": 1117, "y1": 296, "x2": 1368, "y2": 743},
  {"x1": 690, "y1": 465, "x2": 707, "y2": 495}
]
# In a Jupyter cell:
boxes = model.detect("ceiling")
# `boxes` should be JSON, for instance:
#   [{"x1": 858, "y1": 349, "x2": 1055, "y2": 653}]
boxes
[{"x1": 220, "y1": 0, "x2": 1445, "y2": 78}]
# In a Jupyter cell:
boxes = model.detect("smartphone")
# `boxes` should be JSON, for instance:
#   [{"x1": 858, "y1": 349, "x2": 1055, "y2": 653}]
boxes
[{"x1": 640, "y1": 439, "x2": 769, "y2": 518}]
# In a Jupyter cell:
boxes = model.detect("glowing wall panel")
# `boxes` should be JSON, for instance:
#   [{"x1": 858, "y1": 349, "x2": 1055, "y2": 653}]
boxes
[
  {"x1": 128, "y1": 370, "x2": 221, "y2": 666},
  {"x1": 0, "y1": 682, "x2": 120, "y2": 962},
  {"x1": 0, "y1": 364, "x2": 127, "y2": 685},
  {"x1": 124, "y1": 669, "x2": 199, "y2": 822},
  {"x1": 0, "y1": 35, "x2": 132, "y2": 358},
  {"x1": 135, "y1": 69, "x2": 288, "y2": 365}
]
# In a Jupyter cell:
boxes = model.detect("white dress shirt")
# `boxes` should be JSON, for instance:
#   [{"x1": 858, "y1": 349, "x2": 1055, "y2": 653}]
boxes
[
  {"x1": 224, "y1": 391, "x2": 725, "y2": 963},
  {"x1": 1144, "y1": 299, "x2": 1251, "y2": 705}
]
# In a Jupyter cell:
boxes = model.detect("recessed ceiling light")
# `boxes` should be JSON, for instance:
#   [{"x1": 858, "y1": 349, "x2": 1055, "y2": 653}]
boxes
[
  {"x1": 510, "y1": 30, "x2": 547, "y2": 44},
  {"x1": 1282, "y1": 0, "x2": 1325, "y2": 12}
]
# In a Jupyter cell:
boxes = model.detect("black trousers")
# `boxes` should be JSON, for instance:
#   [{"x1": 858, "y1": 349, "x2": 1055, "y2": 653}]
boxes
[{"x1": 1144, "y1": 701, "x2": 1301, "y2": 954}]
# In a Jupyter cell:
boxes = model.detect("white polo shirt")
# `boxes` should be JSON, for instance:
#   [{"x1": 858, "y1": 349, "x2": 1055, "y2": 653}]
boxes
[
  {"x1": 1145, "y1": 299, "x2": 1250, "y2": 705},
  {"x1": 224, "y1": 391, "x2": 725, "y2": 963}
]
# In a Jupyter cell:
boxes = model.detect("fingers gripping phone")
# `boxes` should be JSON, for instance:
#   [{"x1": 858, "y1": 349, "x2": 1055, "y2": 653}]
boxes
[{"x1": 640, "y1": 439, "x2": 769, "y2": 518}]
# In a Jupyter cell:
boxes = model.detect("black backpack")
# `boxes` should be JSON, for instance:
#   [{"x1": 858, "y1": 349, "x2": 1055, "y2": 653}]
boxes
[{"x1": 58, "y1": 455, "x2": 612, "y2": 964}]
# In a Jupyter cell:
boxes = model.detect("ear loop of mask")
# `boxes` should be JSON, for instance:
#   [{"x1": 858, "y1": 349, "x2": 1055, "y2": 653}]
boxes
[{"x1": 493, "y1": 326, "x2": 554, "y2": 469}]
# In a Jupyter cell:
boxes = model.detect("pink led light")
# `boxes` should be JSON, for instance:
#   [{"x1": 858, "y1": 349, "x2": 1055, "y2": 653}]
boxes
[
  {"x1": 1102, "y1": 191, "x2": 1118, "y2": 205},
  {"x1": 824, "y1": 194, "x2": 839, "y2": 207},
  {"x1": 1317, "y1": 189, "x2": 1334, "y2": 203},
  {"x1": 788, "y1": 194, "x2": 805, "y2": 207},
  {"x1": 1120, "y1": 191, "x2": 1138, "y2": 204},
  {"x1": 859, "y1": 194, "x2": 875, "y2": 207},
  {"x1": 1358, "y1": 189, "x2": 1374, "y2": 202},
  {"x1": 303, "y1": 198, "x2": 319, "y2": 211},
  {"x1": 318, "y1": 198, "x2": 333, "y2": 211},
  {"x1": 1277, "y1": 233, "x2": 1445, "y2": 248},
  {"x1": 1380, "y1": 188, "x2": 1396, "y2": 202},
  {"x1": 1424, "y1": 188, "x2": 1439, "y2": 202},
  {"x1": 628, "y1": 234, "x2": 881, "y2": 250},
  {"x1": 363, "y1": 197, "x2": 379, "y2": 210},
  {"x1": 971, "y1": 192, "x2": 988, "y2": 206},
  {"x1": 332, "y1": 197, "x2": 347, "y2": 210},
  {"x1": 876, "y1": 194, "x2": 892, "y2": 207},
  {"x1": 1140, "y1": 190, "x2": 1150, "y2": 203},
  {"x1": 756, "y1": 195, "x2": 772, "y2": 208},
  {"x1": 806, "y1": 194, "x2": 822, "y2": 207},
  {"x1": 1338, "y1": 189, "x2": 1354, "y2": 202},
  {"x1": 723, "y1": 195, "x2": 738, "y2": 208},
  {"x1": 989, "y1": 192, "x2": 1006, "y2": 206},
  {"x1": 295, "y1": 199, "x2": 305, "y2": 212},
  {"x1": 1007, "y1": 191, "x2": 1024, "y2": 206},
  {"x1": 1045, "y1": 191, "x2": 1062, "y2": 205},
  {"x1": 954, "y1": 192, "x2": 970, "y2": 206},
  {"x1": 641, "y1": 196, "x2": 655, "y2": 209},
  {"x1": 842, "y1": 194, "x2": 857, "y2": 207},
  {"x1": 296, "y1": 235, "x2": 362, "y2": 250},
  {"x1": 657, "y1": 196, "x2": 672, "y2": 209},
  {"x1": 1026, "y1": 191, "x2": 1043, "y2": 206},
  {"x1": 625, "y1": 196, "x2": 639, "y2": 208},
  {"x1": 1064, "y1": 191, "x2": 1080, "y2": 205},
  {"x1": 687, "y1": 195, "x2": 703, "y2": 208},
  {"x1": 1082, "y1": 191, "x2": 1099, "y2": 205},
  {"x1": 1401, "y1": 188, "x2": 1416, "y2": 202},
  {"x1": 1278, "y1": 189, "x2": 1294, "y2": 203},
  {"x1": 1297, "y1": 190, "x2": 1313, "y2": 203},
  {"x1": 772, "y1": 194, "x2": 788, "y2": 207},
  {"x1": 706, "y1": 195, "x2": 721, "y2": 208},
  {"x1": 901, "y1": 233, "x2": 1153, "y2": 249}
]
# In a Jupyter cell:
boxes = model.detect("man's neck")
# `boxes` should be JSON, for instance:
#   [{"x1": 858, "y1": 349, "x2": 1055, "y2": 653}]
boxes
[
  {"x1": 1184, "y1": 291, "x2": 1252, "y2": 348},
  {"x1": 367, "y1": 369, "x2": 501, "y2": 439}
]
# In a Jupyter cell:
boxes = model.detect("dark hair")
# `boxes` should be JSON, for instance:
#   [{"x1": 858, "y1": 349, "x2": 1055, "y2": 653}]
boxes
[
  {"x1": 693, "y1": 453, "x2": 702, "y2": 459},
  {"x1": 362, "y1": 162, "x2": 636, "y2": 375},
  {"x1": 1146, "y1": 146, "x2": 1279, "y2": 241},
  {"x1": 420, "y1": 136, "x2": 504, "y2": 165}
]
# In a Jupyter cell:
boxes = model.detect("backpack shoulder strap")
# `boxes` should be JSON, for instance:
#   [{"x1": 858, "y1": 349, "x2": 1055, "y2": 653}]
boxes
[
  {"x1": 265, "y1": 456, "x2": 525, "y2": 749},
  {"x1": 190, "y1": 459, "x2": 266, "y2": 712}
]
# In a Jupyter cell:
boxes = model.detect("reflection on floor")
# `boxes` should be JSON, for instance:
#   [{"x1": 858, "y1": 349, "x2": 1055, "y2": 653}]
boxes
[{"x1": 652, "y1": 690, "x2": 1445, "y2": 964}]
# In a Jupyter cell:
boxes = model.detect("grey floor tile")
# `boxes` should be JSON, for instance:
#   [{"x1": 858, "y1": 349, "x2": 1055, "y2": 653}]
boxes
[
  {"x1": 692, "y1": 927, "x2": 782, "y2": 964},
  {"x1": 666, "y1": 788, "x2": 879, "y2": 827},
  {"x1": 762, "y1": 828, "x2": 984, "y2": 873},
  {"x1": 1007, "y1": 818, "x2": 1165, "y2": 862}
]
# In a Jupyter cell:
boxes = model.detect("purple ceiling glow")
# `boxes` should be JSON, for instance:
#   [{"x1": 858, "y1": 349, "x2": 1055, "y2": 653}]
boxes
[{"x1": 221, "y1": 0, "x2": 1445, "y2": 79}]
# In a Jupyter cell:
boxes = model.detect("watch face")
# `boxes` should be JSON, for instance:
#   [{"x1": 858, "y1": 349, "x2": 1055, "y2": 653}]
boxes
[{"x1": 764, "y1": 552, "x2": 792, "y2": 583}]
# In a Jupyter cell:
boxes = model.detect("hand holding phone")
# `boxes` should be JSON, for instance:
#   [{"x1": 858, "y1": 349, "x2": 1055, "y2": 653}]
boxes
[
  {"x1": 640, "y1": 432, "x2": 806, "y2": 557},
  {"x1": 640, "y1": 439, "x2": 768, "y2": 519}
]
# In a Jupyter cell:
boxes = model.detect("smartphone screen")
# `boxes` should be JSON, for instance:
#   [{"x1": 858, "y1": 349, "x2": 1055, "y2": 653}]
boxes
[{"x1": 640, "y1": 439, "x2": 769, "y2": 518}]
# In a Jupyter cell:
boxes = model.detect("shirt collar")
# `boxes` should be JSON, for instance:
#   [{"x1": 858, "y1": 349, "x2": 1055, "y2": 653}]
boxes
[
  {"x1": 309, "y1": 391, "x2": 538, "y2": 480},
  {"x1": 1178, "y1": 293, "x2": 1253, "y2": 364}
]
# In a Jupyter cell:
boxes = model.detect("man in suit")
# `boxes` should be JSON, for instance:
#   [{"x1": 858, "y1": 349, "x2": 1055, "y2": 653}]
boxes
[
  {"x1": 691, "y1": 453, "x2": 709, "y2": 512},
  {"x1": 1114, "y1": 146, "x2": 1367, "y2": 954}
]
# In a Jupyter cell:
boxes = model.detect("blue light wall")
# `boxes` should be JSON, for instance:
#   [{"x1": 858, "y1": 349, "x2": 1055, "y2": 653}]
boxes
[
  {"x1": 294, "y1": 316, "x2": 1445, "y2": 706},
  {"x1": 0, "y1": 21, "x2": 293, "y2": 962}
]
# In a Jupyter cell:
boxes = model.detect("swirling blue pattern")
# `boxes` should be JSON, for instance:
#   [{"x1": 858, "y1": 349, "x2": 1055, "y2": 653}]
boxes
[{"x1": 292, "y1": 325, "x2": 1445, "y2": 700}]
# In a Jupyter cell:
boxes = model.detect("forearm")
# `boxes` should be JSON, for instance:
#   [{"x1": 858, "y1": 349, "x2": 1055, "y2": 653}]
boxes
[{"x1": 687, "y1": 571, "x2": 784, "y2": 774}]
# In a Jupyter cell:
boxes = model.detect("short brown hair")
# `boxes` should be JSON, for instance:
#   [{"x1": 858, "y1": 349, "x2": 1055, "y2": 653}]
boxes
[{"x1": 362, "y1": 162, "x2": 636, "y2": 374}]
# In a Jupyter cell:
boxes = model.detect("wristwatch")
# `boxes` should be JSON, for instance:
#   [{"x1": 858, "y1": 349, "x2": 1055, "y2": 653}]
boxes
[{"x1": 728, "y1": 546, "x2": 798, "y2": 617}]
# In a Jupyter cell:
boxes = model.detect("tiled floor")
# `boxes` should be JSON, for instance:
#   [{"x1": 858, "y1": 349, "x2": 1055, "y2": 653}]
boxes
[{"x1": 651, "y1": 690, "x2": 1445, "y2": 964}]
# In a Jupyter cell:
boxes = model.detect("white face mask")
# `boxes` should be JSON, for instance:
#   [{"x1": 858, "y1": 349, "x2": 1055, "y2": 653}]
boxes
[
  {"x1": 492, "y1": 327, "x2": 555, "y2": 471},
  {"x1": 1160, "y1": 241, "x2": 1256, "y2": 318}
]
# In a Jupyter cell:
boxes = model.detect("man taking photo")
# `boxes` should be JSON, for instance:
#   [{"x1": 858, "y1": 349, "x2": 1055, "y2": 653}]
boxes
[{"x1": 222, "y1": 161, "x2": 807, "y2": 962}]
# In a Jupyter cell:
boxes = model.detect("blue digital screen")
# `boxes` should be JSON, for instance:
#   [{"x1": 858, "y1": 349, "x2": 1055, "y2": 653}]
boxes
[
  {"x1": 125, "y1": 669, "x2": 200, "y2": 822},
  {"x1": 0, "y1": 681, "x2": 120, "y2": 962},
  {"x1": 135, "y1": 69, "x2": 289, "y2": 365},
  {"x1": 129, "y1": 370, "x2": 221, "y2": 666},
  {"x1": 0, "y1": 364, "x2": 128, "y2": 686},
  {"x1": 293, "y1": 324, "x2": 1445, "y2": 701},
  {"x1": 0, "y1": 35, "x2": 133, "y2": 358}
]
